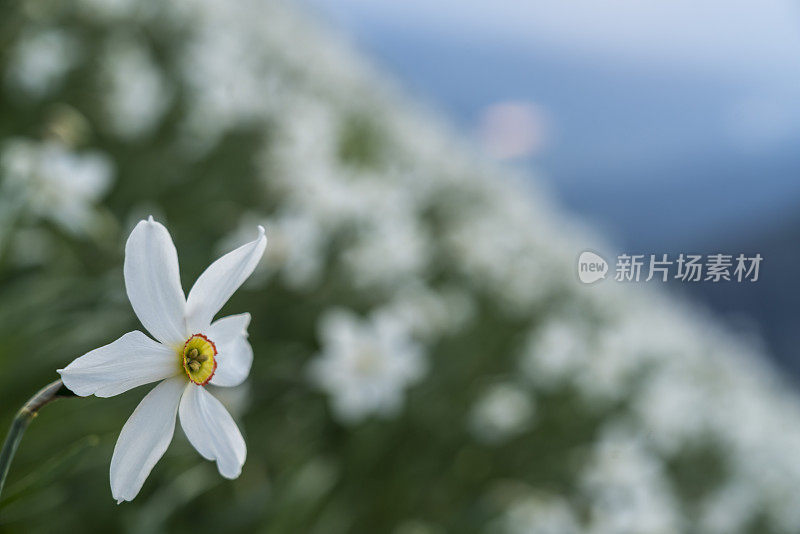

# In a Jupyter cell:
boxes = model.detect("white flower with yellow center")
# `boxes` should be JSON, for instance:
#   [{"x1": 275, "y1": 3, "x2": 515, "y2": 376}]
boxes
[{"x1": 58, "y1": 217, "x2": 266, "y2": 503}]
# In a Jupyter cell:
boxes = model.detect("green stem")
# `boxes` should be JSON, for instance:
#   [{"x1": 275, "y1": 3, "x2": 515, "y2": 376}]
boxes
[{"x1": 0, "y1": 379, "x2": 75, "y2": 501}]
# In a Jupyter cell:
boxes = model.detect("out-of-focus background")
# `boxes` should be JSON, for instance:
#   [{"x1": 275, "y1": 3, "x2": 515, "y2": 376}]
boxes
[
  {"x1": 3, "y1": 1, "x2": 800, "y2": 533},
  {"x1": 305, "y1": 0, "x2": 800, "y2": 376}
]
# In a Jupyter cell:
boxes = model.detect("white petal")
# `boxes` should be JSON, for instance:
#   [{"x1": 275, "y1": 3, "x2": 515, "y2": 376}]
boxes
[
  {"x1": 211, "y1": 337, "x2": 253, "y2": 388},
  {"x1": 179, "y1": 384, "x2": 246, "y2": 479},
  {"x1": 185, "y1": 226, "x2": 266, "y2": 333},
  {"x1": 319, "y1": 308, "x2": 360, "y2": 349},
  {"x1": 124, "y1": 217, "x2": 187, "y2": 346},
  {"x1": 207, "y1": 313, "x2": 253, "y2": 387},
  {"x1": 110, "y1": 376, "x2": 186, "y2": 503},
  {"x1": 58, "y1": 331, "x2": 179, "y2": 397},
  {"x1": 206, "y1": 313, "x2": 250, "y2": 345}
]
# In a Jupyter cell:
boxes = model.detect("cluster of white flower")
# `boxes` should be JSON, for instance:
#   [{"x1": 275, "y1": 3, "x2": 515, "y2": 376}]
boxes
[
  {"x1": 307, "y1": 308, "x2": 427, "y2": 424},
  {"x1": 7, "y1": 0, "x2": 800, "y2": 530},
  {"x1": 580, "y1": 423, "x2": 684, "y2": 534},
  {"x1": 179, "y1": 4, "x2": 800, "y2": 529},
  {"x1": 0, "y1": 138, "x2": 113, "y2": 234},
  {"x1": 5, "y1": 28, "x2": 81, "y2": 98},
  {"x1": 100, "y1": 36, "x2": 171, "y2": 140}
]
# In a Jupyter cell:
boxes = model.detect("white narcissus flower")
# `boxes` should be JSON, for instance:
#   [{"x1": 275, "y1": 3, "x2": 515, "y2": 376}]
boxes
[{"x1": 58, "y1": 217, "x2": 266, "y2": 503}]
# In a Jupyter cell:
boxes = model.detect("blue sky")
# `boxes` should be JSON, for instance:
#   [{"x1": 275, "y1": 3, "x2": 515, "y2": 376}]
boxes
[
  {"x1": 306, "y1": 0, "x2": 800, "y2": 82},
  {"x1": 301, "y1": 0, "x2": 800, "y2": 368},
  {"x1": 302, "y1": 0, "x2": 800, "y2": 248}
]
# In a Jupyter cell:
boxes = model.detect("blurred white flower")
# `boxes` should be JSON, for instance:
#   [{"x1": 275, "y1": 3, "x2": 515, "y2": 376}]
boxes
[
  {"x1": 520, "y1": 318, "x2": 587, "y2": 391},
  {"x1": 469, "y1": 383, "x2": 534, "y2": 444},
  {"x1": 442, "y1": 182, "x2": 568, "y2": 314},
  {"x1": 0, "y1": 138, "x2": 114, "y2": 233},
  {"x1": 179, "y1": 2, "x2": 279, "y2": 147},
  {"x1": 496, "y1": 493, "x2": 581, "y2": 534},
  {"x1": 382, "y1": 283, "x2": 475, "y2": 341},
  {"x1": 581, "y1": 423, "x2": 683, "y2": 534},
  {"x1": 698, "y1": 478, "x2": 759, "y2": 534},
  {"x1": 632, "y1": 365, "x2": 712, "y2": 455},
  {"x1": 5, "y1": 29, "x2": 81, "y2": 98},
  {"x1": 102, "y1": 37, "x2": 172, "y2": 139},
  {"x1": 342, "y1": 209, "x2": 430, "y2": 291},
  {"x1": 308, "y1": 308, "x2": 427, "y2": 424},
  {"x1": 264, "y1": 207, "x2": 326, "y2": 290},
  {"x1": 574, "y1": 321, "x2": 645, "y2": 405},
  {"x1": 58, "y1": 218, "x2": 266, "y2": 502},
  {"x1": 76, "y1": 0, "x2": 138, "y2": 20}
]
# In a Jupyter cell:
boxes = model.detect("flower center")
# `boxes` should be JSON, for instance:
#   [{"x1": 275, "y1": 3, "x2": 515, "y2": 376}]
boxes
[
  {"x1": 182, "y1": 334, "x2": 217, "y2": 385},
  {"x1": 354, "y1": 345, "x2": 380, "y2": 375}
]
